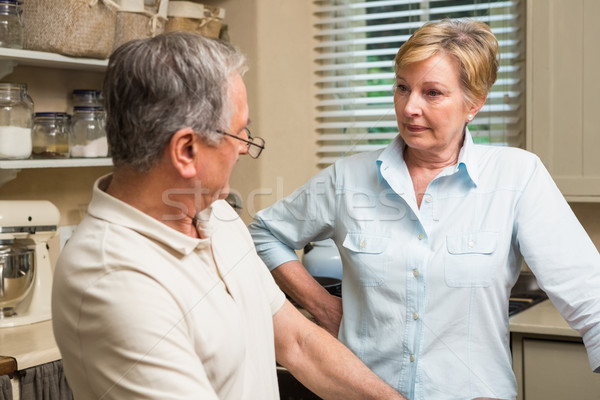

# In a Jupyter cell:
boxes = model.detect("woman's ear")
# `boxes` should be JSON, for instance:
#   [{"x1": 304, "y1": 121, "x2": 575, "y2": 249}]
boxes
[
  {"x1": 168, "y1": 128, "x2": 198, "y2": 179},
  {"x1": 467, "y1": 98, "x2": 486, "y2": 122}
]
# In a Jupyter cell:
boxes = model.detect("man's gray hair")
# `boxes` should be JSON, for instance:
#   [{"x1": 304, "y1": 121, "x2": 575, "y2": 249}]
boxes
[{"x1": 103, "y1": 31, "x2": 247, "y2": 172}]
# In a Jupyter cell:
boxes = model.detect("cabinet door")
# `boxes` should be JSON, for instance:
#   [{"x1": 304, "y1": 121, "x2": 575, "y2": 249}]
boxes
[
  {"x1": 527, "y1": 0, "x2": 600, "y2": 201},
  {"x1": 523, "y1": 339, "x2": 600, "y2": 399}
]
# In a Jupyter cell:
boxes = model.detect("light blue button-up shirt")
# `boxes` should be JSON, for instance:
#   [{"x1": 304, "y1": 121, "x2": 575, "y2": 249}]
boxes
[{"x1": 249, "y1": 130, "x2": 600, "y2": 400}]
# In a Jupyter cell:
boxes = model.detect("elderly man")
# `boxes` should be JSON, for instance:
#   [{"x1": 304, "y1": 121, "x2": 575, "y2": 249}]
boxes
[{"x1": 51, "y1": 32, "x2": 406, "y2": 400}]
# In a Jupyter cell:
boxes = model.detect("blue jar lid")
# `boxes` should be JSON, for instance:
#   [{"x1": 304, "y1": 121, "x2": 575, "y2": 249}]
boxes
[
  {"x1": 34, "y1": 112, "x2": 71, "y2": 119},
  {"x1": 73, "y1": 106, "x2": 104, "y2": 112},
  {"x1": 72, "y1": 89, "x2": 101, "y2": 96}
]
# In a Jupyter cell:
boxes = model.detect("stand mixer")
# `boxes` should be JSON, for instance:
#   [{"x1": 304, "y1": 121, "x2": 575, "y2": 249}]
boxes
[{"x1": 0, "y1": 200, "x2": 60, "y2": 328}]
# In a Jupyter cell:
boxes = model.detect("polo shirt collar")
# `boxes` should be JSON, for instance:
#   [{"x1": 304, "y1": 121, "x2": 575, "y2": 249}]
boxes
[{"x1": 88, "y1": 174, "x2": 209, "y2": 256}]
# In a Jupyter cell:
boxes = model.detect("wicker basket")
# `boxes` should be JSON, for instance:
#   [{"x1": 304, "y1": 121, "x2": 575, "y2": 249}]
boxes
[
  {"x1": 165, "y1": 2, "x2": 224, "y2": 39},
  {"x1": 113, "y1": 0, "x2": 168, "y2": 51},
  {"x1": 22, "y1": 0, "x2": 118, "y2": 59}
]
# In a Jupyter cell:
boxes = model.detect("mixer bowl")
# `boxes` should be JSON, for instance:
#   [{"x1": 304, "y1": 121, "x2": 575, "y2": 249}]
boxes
[{"x1": 0, "y1": 242, "x2": 35, "y2": 318}]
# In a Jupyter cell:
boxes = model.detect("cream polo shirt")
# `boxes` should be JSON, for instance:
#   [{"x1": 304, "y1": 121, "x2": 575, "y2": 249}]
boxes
[{"x1": 52, "y1": 175, "x2": 286, "y2": 400}]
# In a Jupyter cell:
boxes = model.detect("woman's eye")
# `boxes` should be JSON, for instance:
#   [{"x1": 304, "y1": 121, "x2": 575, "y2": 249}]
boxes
[
  {"x1": 396, "y1": 84, "x2": 409, "y2": 93},
  {"x1": 427, "y1": 89, "x2": 442, "y2": 97}
]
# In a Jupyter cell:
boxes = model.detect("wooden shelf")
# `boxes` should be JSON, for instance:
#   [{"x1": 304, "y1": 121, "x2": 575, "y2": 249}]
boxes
[
  {"x1": 0, "y1": 48, "x2": 108, "y2": 72},
  {"x1": 0, "y1": 158, "x2": 112, "y2": 169}
]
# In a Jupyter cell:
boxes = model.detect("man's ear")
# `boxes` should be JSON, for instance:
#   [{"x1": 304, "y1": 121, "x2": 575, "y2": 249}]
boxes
[{"x1": 168, "y1": 128, "x2": 198, "y2": 179}]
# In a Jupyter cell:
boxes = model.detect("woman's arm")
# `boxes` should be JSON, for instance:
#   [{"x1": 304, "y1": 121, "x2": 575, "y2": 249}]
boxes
[
  {"x1": 273, "y1": 300, "x2": 407, "y2": 400},
  {"x1": 272, "y1": 260, "x2": 343, "y2": 336}
]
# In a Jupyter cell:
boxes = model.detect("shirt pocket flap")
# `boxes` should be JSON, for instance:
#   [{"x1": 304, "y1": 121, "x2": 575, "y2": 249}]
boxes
[
  {"x1": 446, "y1": 231, "x2": 498, "y2": 255},
  {"x1": 342, "y1": 232, "x2": 388, "y2": 254}
]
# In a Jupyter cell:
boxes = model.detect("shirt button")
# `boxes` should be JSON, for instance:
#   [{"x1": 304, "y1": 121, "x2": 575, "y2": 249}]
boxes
[
  {"x1": 424, "y1": 194, "x2": 432, "y2": 203},
  {"x1": 360, "y1": 240, "x2": 367, "y2": 248},
  {"x1": 413, "y1": 269, "x2": 419, "y2": 278},
  {"x1": 468, "y1": 240, "x2": 476, "y2": 248},
  {"x1": 412, "y1": 312, "x2": 419, "y2": 320},
  {"x1": 418, "y1": 233, "x2": 424, "y2": 240},
  {"x1": 410, "y1": 355, "x2": 415, "y2": 362}
]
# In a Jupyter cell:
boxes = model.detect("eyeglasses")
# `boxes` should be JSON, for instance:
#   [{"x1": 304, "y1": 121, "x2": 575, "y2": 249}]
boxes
[{"x1": 216, "y1": 128, "x2": 265, "y2": 159}]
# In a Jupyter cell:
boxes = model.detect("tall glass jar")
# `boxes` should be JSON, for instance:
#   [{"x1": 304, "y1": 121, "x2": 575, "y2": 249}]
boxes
[
  {"x1": 0, "y1": 0, "x2": 23, "y2": 49},
  {"x1": 0, "y1": 83, "x2": 33, "y2": 159},
  {"x1": 70, "y1": 107, "x2": 108, "y2": 158},
  {"x1": 32, "y1": 112, "x2": 70, "y2": 159}
]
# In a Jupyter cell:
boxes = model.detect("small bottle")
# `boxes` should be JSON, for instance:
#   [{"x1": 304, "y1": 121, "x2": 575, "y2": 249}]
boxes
[
  {"x1": 31, "y1": 112, "x2": 70, "y2": 159},
  {"x1": 70, "y1": 107, "x2": 108, "y2": 158},
  {"x1": 0, "y1": 0, "x2": 23, "y2": 49},
  {"x1": 0, "y1": 83, "x2": 33, "y2": 159}
]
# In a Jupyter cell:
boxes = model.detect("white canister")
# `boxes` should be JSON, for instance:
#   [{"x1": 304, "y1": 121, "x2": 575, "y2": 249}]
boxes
[{"x1": 302, "y1": 239, "x2": 343, "y2": 280}]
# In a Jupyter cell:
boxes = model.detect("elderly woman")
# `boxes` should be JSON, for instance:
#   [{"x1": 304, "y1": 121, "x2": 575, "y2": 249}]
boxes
[{"x1": 249, "y1": 19, "x2": 600, "y2": 400}]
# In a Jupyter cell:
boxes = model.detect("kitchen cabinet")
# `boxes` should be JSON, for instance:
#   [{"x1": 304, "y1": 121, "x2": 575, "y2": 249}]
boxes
[
  {"x1": 510, "y1": 300, "x2": 600, "y2": 399},
  {"x1": 520, "y1": 338, "x2": 600, "y2": 400},
  {"x1": 0, "y1": 47, "x2": 111, "y2": 187},
  {"x1": 526, "y1": 0, "x2": 600, "y2": 201}
]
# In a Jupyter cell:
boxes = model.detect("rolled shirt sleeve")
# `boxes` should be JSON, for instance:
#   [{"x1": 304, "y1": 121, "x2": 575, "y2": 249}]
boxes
[{"x1": 249, "y1": 166, "x2": 338, "y2": 271}]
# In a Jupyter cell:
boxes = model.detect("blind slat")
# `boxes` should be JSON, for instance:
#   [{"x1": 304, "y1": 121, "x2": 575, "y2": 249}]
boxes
[
  {"x1": 314, "y1": 0, "x2": 524, "y2": 165},
  {"x1": 315, "y1": 1, "x2": 517, "y2": 24}
]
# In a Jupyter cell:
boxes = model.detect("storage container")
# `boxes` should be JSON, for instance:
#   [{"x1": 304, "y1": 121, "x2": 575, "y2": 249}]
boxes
[
  {"x1": 0, "y1": 83, "x2": 33, "y2": 160},
  {"x1": 31, "y1": 112, "x2": 70, "y2": 159},
  {"x1": 113, "y1": 0, "x2": 168, "y2": 51},
  {"x1": 165, "y1": 1, "x2": 225, "y2": 39},
  {"x1": 22, "y1": 0, "x2": 117, "y2": 59},
  {"x1": 70, "y1": 107, "x2": 108, "y2": 158},
  {"x1": 0, "y1": 0, "x2": 23, "y2": 48}
]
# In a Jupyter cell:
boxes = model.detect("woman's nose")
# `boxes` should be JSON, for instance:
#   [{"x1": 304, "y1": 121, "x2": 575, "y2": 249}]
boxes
[{"x1": 404, "y1": 93, "x2": 423, "y2": 117}]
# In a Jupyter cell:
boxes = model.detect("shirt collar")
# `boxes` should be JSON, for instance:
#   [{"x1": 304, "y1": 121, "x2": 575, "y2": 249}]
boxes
[
  {"x1": 457, "y1": 128, "x2": 480, "y2": 186},
  {"x1": 88, "y1": 174, "x2": 210, "y2": 256},
  {"x1": 376, "y1": 128, "x2": 480, "y2": 187}
]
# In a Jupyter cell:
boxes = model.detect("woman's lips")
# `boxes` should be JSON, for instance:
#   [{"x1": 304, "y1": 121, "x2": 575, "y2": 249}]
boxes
[{"x1": 405, "y1": 124, "x2": 428, "y2": 133}]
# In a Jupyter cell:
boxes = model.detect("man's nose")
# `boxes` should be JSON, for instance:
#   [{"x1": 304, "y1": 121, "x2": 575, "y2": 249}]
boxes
[{"x1": 238, "y1": 141, "x2": 249, "y2": 155}]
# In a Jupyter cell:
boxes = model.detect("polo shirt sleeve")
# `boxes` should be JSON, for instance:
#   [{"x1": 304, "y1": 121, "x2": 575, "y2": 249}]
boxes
[
  {"x1": 249, "y1": 165, "x2": 338, "y2": 271},
  {"x1": 76, "y1": 270, "x2": 220, "y2": 400}
]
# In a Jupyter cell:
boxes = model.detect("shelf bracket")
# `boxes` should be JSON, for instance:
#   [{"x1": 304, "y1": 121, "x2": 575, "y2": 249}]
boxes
[
  {"x1": 0, "y1": 169, "x2": 20, "y2": 187},
  {"x1": 0, "y1": 60, "x2": 17, "y2": 79}
]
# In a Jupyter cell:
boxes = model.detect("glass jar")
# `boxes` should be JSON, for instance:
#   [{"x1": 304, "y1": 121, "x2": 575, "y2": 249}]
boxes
[
  {"x1": 72, "y1": 90, "x2": 103, "y2": 109},
  {"x1": 31, "y1": 112, "x2": 70, "y2": 159},
  {"x1": 70, "y1": 107, "x2": 108, "y2": 158},
  {"x1": 0, "y1": 0, "x2": 23, "y2": 49},
  {"x1": 0, "y1": 83, "x2": 33, "y2": 159}
]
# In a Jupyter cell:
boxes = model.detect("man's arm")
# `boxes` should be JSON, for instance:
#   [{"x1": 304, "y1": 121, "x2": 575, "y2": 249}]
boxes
[
  {"x1": 272, "y1": 260, "x2": 342, "y2": 337},
  {"x1": 273, "y1": 299, "x2": 408, "y2": 400}
]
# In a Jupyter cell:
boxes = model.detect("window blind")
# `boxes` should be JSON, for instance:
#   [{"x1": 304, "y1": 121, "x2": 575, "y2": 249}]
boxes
[{"x1": 313, "y1": 0, "x2": 525, "y2": 166}]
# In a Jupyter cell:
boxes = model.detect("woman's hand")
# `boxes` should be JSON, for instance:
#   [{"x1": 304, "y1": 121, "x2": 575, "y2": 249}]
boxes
[{"x1": 271, "y1": 260, "x2": 344, "y2": 337}]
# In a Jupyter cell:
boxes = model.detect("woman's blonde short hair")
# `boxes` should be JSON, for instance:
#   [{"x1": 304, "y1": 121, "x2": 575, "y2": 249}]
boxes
[{"x1": 394, "y1": 19, "x2": 498, "y2": 107}]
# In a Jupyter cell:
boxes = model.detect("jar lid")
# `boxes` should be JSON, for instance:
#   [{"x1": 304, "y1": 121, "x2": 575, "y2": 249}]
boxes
[
  {"x1": 74, "y1": 106, "x2": 104, "y2": 111},
  {"x1": 73, "y1": 89, "x2": 101, "y2": 96},
  {"x1": 0, "y1": 83, "x2": 26, "y2": 90},
  {"x1": 34, "y1": 112, "x2": 70, "y2": 118},
  {"x1": 0, "y1": 0, "x2": 23, "y2": 5}
]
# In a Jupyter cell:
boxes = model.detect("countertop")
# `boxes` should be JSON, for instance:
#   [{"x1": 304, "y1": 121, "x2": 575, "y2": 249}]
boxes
[
  {"x1": 509, "y1": 299, "x2": 579, "y2": 338},
  {"x1": 0, "y1": 299, "x2": 578, "y2": 377},
  {"x1": 0, "y1": 320, "x2": 61, "y2": 375}
]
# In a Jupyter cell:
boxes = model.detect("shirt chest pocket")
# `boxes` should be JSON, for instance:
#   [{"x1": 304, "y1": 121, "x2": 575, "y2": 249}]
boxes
[
  {"x1": 444, "y1": 231, "x2": 498, "y2": 288},
  {"x1": 342, "y1": 233, "x2": 389, "y2": 287}
]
